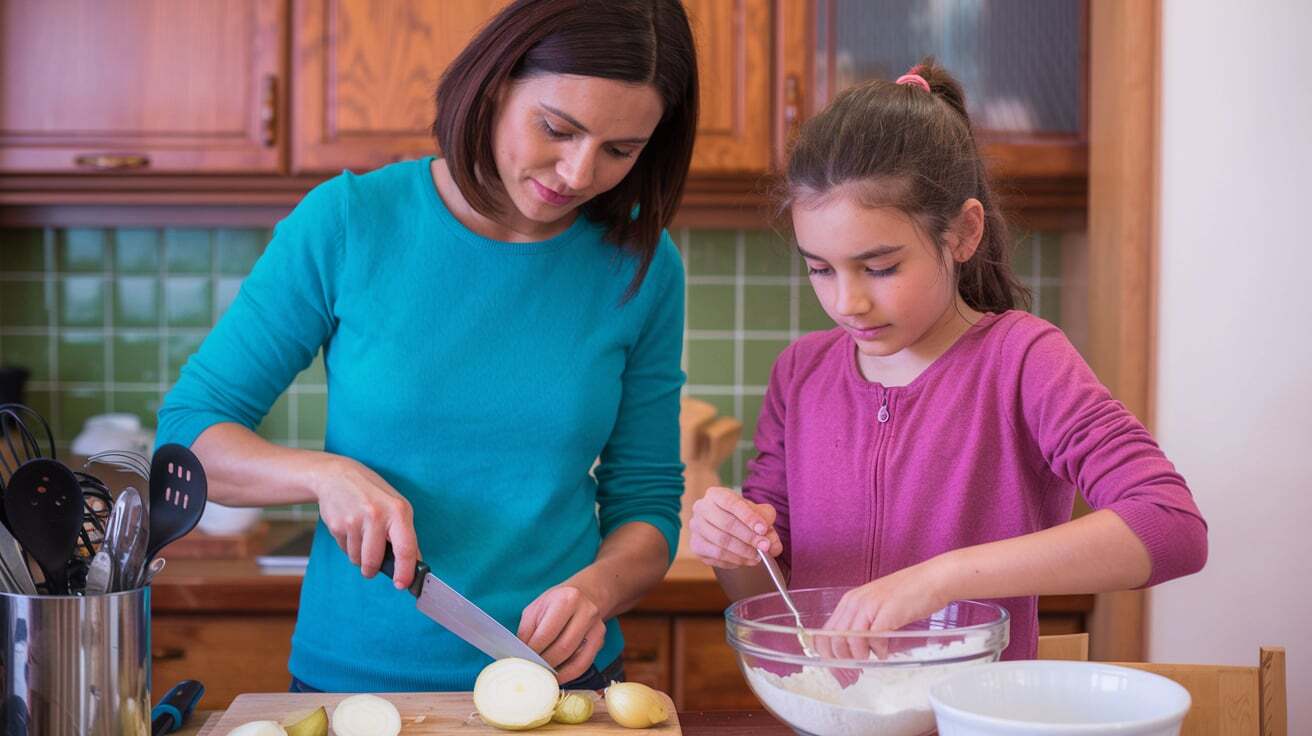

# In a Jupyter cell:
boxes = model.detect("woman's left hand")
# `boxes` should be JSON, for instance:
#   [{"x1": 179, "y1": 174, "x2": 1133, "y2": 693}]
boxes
[
  {"x1": 518, "y1": 583, "x2": 608, "y2": 684},
  {"x1": 817, "y1": 559, "x2": 952, "y2": 661}
]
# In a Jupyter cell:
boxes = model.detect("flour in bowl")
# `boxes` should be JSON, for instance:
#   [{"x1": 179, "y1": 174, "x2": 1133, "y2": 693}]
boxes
[{"x1": 744, "y1": 639, "x2": 990, "y2": 736}]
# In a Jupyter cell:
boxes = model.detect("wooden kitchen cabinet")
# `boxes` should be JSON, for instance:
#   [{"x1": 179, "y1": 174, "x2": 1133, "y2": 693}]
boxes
[
  {"x1": 683, "y1": 0, "x2": 773, "y2": 174},
  {"x1": 290, "y1": 0, "x2": 506, "y2": 173},
  {"x1": 775, "y1": 0, "x2": 1088, "y2": 189},
  {"x1": 674, "y1": 616, "x2": 760, "y2": 710},
  {"x1": 151, "y1": 614, "x2": 296, "y2": 708},
  {"x1": 291, "y1": 0, "x2": 773, "y2": 176},
  {"x1": 618, "y1": 615, "x2": 674, "y2": 694},
  {"x1": 0, "y1": 0, "x2": 286, "y2": 174}
]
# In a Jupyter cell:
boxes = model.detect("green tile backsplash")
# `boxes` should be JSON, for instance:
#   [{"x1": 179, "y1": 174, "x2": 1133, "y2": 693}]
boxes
[{"x1": 0, "y1": 225, "x2": 1064, "y2": 499}]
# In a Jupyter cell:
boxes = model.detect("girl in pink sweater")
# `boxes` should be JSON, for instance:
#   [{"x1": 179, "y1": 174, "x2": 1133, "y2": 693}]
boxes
[{"x1": 688, "y1": 60, "x2": 1207, "y2": 659}]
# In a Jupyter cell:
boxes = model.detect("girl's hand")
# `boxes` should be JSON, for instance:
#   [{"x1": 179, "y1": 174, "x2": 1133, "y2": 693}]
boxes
[
  {"x1": 817, "y1": 559, "x2": 952, "y2": 661},
  {"x1": 518, "y1": 584, "x2": 608, "y2": 684},
  {"x1": 688, "y1": 486, "x2": 783, "y2": 569},
  {"x1": 312, "y1": 454, "x2": 420, "y2": 590}
]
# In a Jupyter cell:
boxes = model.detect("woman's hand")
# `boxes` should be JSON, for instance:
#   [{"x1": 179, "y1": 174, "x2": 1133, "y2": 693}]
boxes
[
  {"x1": 688, "y1": 486, "x2": 783, "y2": 568},
  {"x1": 312, "y1": 453, "x2": 420, "y2": 590},
  {"x1": 816, "y1": 559, "x2": 952, "y2": 661},
  {"x1": 518, "y1": 584, "x2": 608, "y2": 684}
]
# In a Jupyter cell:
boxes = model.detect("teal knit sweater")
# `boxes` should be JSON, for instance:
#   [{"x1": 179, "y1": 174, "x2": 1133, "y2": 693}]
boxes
[{"x1": 156, "y1": 158, "x2": 686, "y2": 691}]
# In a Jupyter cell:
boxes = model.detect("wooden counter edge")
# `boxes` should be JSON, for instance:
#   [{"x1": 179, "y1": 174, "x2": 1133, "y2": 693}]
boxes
[{"x1": 180, "y1": 709, "x2": 794, "y2": 736}]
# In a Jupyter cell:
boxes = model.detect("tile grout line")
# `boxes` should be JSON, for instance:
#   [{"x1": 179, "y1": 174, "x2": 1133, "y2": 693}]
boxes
[
  {"x1": 104, "y1": 229, "x2": 115, "y2": 414},
  {"x1": 46, "y1": 227, "x2": 61, "y2": 439},
  {"x1": 158, "y1": 228, "x2": 170, "y2": 433},
  {"x1": 732, "y1": 231, "x2": 746, "y2": 487},
  {"x1": 679, "y1": 228, "x2": 690, "y2": 399}
]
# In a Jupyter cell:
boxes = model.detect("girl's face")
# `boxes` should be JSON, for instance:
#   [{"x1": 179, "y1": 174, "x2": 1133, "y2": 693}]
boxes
[
  {"x1": 491, "y1": 73, "x2": 664, "y2": 232},
  {"x1": 791, "y1": 190, "x2": 982, "y2": 365}
]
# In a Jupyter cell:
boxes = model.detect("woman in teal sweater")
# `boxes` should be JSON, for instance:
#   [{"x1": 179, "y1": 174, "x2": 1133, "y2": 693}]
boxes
[{"x1": 156, "y1": 0, "x2": 698, "y2": 692}]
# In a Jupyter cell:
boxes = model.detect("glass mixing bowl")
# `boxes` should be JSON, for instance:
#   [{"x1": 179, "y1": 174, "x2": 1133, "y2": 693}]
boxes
[{"x1": 725, "y1": 587, "x2": 1010, "y2": 736}]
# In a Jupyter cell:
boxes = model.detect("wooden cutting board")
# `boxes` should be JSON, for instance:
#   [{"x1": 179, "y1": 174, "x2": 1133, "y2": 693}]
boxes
[{"x1": 198, "y1": 691, "x2": 681, "y2": 735}]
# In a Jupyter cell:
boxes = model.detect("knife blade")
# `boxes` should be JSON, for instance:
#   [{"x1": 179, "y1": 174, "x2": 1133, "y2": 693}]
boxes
[{"x1": 381, "y1": 545, "x2": 556, "y2": 673}]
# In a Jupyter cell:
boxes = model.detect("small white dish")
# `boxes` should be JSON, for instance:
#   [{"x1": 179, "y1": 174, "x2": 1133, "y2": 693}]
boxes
[
  {"x1": 930, "y1": 660, "x2": 1190, "y2": 735},
  {"x1": 196, "y1": 502, "x2": 263, "y2": 536}
]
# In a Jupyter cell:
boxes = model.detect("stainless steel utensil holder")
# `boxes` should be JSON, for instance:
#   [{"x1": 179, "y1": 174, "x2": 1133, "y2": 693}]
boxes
[{"x1": 0, "y1": 586, "x2": 150, "y2": 735}]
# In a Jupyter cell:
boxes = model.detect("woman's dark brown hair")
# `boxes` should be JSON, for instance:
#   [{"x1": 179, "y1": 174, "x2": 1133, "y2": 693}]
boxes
[
  {"x1": 433, "y1": 0, "x2": 698, "y2": 298},
  {"x1": 782, "y1": 58, "x2": 1029, "y2": 313}
]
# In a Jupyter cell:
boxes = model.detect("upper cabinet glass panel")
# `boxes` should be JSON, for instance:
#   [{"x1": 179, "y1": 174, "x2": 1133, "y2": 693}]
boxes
[{"x1": 815, "y1": 0, "x2": 1084, "y2": 136}]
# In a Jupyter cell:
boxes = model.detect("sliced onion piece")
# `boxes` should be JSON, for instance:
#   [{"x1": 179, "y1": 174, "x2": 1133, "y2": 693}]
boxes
[
  {"x1": 473, "y1": 657, "x2": 561, "y2": 731},
  {"x1": 331, "y1": 694, "x2": 401, "y2": 736},
  {"x1": 225, "y1": 721, "x2": 287, "y2": 736}
]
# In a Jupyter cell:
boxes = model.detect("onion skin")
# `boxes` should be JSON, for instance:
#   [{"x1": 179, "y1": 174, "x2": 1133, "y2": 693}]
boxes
[
  {"x1": 281, "y1": 706, "x2": 328, "y2": 736},
  {"x1": 553, "y1": 692, "x2": 596, "y2": 724},
  {"x1": 604, "y1": 682, "x2": 670, "y2": 729}
]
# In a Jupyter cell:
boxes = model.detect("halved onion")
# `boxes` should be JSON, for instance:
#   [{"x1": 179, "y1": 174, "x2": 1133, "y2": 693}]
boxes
[{"x1": 473, "y1": 658, "x2": 561, "y2": 730}]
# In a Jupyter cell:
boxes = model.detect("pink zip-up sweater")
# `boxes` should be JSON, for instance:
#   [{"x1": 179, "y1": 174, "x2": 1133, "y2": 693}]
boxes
[{"x1": 742, "y1": 311, "x2": 1207, "y2": 659}]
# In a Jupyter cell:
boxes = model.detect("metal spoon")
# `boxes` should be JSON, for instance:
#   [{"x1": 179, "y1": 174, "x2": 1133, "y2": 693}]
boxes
[{"x1": 757, "y1": 547, "x2": 819, "y2": 658}]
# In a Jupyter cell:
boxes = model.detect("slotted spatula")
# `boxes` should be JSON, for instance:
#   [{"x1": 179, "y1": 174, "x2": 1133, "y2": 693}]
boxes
[
  {"x1": 3, "y1": 458, "x2": 83, "y2": 594},
  {"x1": 145, "y1": 444, "x2": 208, "y2": 562}
]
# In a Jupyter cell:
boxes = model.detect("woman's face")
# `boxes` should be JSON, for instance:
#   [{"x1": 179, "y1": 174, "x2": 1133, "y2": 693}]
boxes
[{"x1": 491, "y1": 73, "x2": 664, "y2": 230}]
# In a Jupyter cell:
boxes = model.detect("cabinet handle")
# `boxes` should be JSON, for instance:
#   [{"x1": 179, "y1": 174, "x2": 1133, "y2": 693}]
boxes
[
  {"x1": 784, "y1": 74, "x2": 802, "y2": 141},
  {"x1": 623, "y1": 647, "x2": 660, "y2": 663},
  {"x1": 73, "y1": 153, "x2": 150, "y2": 170},
  {"x1": 152, "y1": 646, "x2": 187, "y2": 662},
  {"x1": 261, "y1": 74, "x2": 278, "y2": 147}
]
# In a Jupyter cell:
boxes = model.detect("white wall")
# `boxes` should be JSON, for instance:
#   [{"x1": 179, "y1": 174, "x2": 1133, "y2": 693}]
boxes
[{"x1": 1152, "y1": 0, "x2": 1312, "y2": 728}]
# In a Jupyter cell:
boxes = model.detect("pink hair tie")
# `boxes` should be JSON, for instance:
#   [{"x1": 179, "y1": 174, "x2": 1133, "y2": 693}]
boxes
[{"x1": 895, "y1": 73, "x2": 930, "y2": 93}]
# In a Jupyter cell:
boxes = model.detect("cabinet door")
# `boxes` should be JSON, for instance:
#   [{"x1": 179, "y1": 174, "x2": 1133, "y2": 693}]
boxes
[
  {"x1": 151, "y1": 614, "x2": 296, "y2": 709},
  {"x1": 0, "y1": 0, "x2": 285, "y2": 174},
  {"x1": 295, "y1": 0, "x2": 774, "y2": 177},
  {"x1": 292, "y1": 0, "x2": 508, "y2": 174},
  {"x1": 685, "y1": 0, "x2": 772, "y2": 175},
  {"x1": 619, "y1": 615, "x2": 673, "y2": 693},
  {"x1": 784, "y1": 0, "x2": 1088, "y2": 181},
  {"x1": 673, "y1": 616, "x2": 761, "y2": 710}
]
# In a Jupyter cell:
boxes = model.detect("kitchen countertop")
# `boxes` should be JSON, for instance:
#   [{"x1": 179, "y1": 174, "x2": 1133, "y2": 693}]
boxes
[
  {"x1": 177, "y1": 709, "x2": 792, "y2": 736},
  {"x1": 151, "y1": 522, "x2": 1095, "y2": 617}
]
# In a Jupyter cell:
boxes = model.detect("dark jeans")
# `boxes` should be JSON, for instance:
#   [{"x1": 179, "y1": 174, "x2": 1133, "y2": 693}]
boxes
[{"x1": 289, "y1": 656, "x2": 625, "y2": 693}]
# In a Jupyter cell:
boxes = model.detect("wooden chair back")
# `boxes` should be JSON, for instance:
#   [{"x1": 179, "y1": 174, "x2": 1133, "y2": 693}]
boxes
[
  {"x1": 1115, "y1": 647, "x2": 1287, "y2": 736},
  {"x1": 1037, "y1": 636, "x2": 1285, "y2": 735},
  {"x1": 1037, "y1": 633, "x2": 1090, "y2": 661}
]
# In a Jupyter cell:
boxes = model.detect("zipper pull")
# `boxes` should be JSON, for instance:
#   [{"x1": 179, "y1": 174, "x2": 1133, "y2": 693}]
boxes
[{"x1": 877, "y1": 394, "x2": 890, "y2": 423}]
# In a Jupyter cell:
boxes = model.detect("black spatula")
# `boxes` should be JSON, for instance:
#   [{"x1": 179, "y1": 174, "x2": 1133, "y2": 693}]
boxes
[
  {"x1": 3, "y1": 458, "x2": 83, "y2": 594},
  {"x1": 145, "y1": 444, "x2": 208, "y2": 562}
]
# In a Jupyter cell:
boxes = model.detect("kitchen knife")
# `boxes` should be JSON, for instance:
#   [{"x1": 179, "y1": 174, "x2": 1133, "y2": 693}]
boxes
[
  {"x1": 150, "y1": 679, "x2": 204, "y2": 735},
  {"x1": 381, "y1": 545, "x2": 556, "y2": 673}
]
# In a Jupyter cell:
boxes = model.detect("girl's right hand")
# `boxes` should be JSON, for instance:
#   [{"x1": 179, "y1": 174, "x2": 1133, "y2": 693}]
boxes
[
  {"x1": 688, "y1": 486, "x2": 782, "y2": 568},
  {"x1": 311, "y1": 454, "x2": 420, "y2": 590}
]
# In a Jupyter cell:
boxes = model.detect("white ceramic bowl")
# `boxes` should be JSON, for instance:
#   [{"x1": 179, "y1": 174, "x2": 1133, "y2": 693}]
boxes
[
  {"x1": 930, "y1": 660, "x2": 1191, "y2": 735},
  {"x1": 196, "y1": 502, "x2": 263, "y2": 536}
]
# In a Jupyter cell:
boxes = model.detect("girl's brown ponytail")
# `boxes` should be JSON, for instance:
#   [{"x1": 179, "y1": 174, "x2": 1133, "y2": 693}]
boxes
[{"x1": 783, "y1": 57, "x2": 1030, "y2": 313}]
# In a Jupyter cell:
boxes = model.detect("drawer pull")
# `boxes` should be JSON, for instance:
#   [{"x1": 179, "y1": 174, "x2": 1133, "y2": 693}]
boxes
[
  {"x1": 74, "y1": 153, "x2": 150, "y2": 170},
  {"x1": 152, "y1": 646, "x2": 186, "y2": 662}
]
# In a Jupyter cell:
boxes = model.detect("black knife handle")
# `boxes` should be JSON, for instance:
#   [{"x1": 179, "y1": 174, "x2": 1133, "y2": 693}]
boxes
[{"x1": 380, "y1": 544, "x2": 430, "y2": 597}]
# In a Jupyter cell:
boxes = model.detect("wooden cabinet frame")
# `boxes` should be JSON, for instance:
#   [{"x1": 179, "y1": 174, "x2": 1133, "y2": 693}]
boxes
[{"x1": 1084, "y1": 0, "x2": 1162, "y2": 663}]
